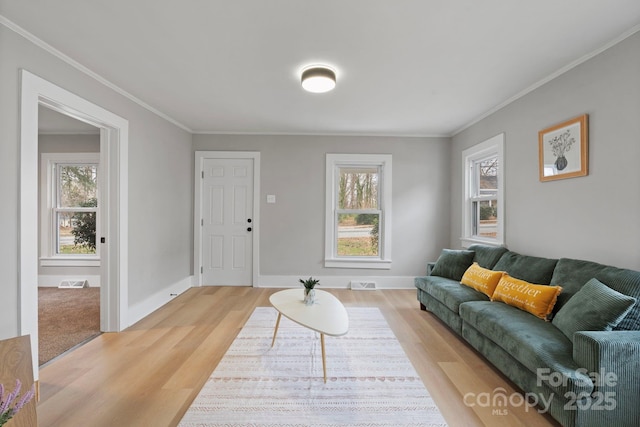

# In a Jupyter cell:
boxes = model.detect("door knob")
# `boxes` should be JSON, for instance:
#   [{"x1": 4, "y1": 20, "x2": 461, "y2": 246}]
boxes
[
  {"x1": 247, "y1": 227, "x2": 252, "y2": 232},
  {"x1": 247, "y1": 218, "x2": 252, "y2": 223}
]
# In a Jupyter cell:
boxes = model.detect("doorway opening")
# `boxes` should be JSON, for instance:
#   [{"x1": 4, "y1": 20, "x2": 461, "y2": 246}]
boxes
[
  {"x1": 20, "y1": 70, "x2": 129, "y2": 377},
  {"x1": 37, "y1": 106, "x2": 102, "y2": 366}
]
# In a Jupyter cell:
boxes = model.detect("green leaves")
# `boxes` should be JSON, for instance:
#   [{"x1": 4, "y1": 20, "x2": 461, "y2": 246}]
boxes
[{"x1": 299, "y1": 277, "x2": 320, "y2": 289}]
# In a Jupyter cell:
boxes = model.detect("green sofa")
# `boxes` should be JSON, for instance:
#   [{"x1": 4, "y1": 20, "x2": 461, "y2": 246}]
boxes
[{"x1": 415, "y1": 244, "x2": 640, "y2": 427}]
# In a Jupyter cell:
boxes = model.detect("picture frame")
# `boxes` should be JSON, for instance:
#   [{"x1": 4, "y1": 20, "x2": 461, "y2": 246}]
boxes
[{"x1": 538, "y1": 114, "x2": 588, "y2": 181}]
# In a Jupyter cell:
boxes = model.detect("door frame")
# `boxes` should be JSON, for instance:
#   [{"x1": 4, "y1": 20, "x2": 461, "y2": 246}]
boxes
[
  {"x1": 20, "y1": 70, "x2": 129, "y2": 376},
  {"x1": 194, "y1": 151, "x2": 260, "y2": 287}
]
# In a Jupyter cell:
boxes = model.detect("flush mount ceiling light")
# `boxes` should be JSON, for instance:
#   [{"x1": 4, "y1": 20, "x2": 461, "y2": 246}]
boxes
[{"x1": 301, "y1": 65, "x2": 336, "y2": 93}]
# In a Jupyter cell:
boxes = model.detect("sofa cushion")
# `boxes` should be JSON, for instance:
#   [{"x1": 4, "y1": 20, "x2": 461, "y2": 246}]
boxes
[
  {"x1": 415, "y1": 275, "x2": 488, "y2": 313},
  {"x1": 430, "y1": 249, "x2": 475, "y2": 281},
  {"x1": 550, "y1": 258, "x2": 640, "y2": 330},
  {"x1": 552, "y1": 278, "x2": 637, "y2": 341},
  {"x1": 460, "y1": 262, "x2": 504, "y2": 297},
  {"x1": 468, "y1": 244, "x2": 509, "y2": 270},
  {"x1": 493, "y1": 251, "x2": 558, "y2": 284},
  {"x1": 491, "y1": 274, "x2": 562, "y2": 320},
  {"x1": 459, "y1": 301, "x2": 594, "y2": 396}
]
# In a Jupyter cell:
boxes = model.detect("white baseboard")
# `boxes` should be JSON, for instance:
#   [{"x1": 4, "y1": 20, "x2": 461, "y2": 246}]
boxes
[
  {"x1": 257, "y1": 275, "x2": 415, "y2": 289},
  {"x1": 127, "y1": 276, "x2": 193, "y2": 326},
  {"x1": 38, "y1": 274, "x2": 101, "y2": 287},
  {"x1": 125, "y1": 274, "x2": 413, "y2": 327}
]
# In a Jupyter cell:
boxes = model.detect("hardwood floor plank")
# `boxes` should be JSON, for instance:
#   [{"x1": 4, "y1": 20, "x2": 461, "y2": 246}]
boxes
[
  {"x1": 163, "y1": 310, "x2": 247, "y2": 391},
  {"x1": 441, "y1": 361, "x2": 524, "y2": 426},
  {"x1": 38, "y1": 287, "x2": 558, "y2": 427}
]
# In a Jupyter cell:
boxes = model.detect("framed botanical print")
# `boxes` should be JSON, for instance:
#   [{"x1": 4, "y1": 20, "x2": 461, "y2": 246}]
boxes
[{"x1": 539, "y1": 114, "x2": 588, "y2": 182}]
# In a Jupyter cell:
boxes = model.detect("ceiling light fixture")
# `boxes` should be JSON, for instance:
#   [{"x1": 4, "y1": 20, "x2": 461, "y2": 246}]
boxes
[{"x1": 301, "y1": 65, "x2": 336, "y2": 93}]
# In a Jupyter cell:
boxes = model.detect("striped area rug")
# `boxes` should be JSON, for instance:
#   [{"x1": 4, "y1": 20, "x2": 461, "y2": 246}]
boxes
[{"x1": 179, "y1": 306, "x2": 447, "y2": 427}]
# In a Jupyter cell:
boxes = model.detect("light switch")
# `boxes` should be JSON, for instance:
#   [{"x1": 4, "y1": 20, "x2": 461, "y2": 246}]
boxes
[{"x1": 267, "y1": 194, "x2": 276, "y2": 204}]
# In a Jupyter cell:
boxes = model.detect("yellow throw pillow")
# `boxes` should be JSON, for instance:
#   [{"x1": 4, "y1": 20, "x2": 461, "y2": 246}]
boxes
[
  {"x1": 460, "y1": 263, "x2": 504, "y2": 297},
  {"x1": 491, "y1": 274, "x2": 562, "y2": 320}
]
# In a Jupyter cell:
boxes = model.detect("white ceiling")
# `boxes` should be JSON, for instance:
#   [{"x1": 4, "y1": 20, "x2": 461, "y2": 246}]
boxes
[{"x1": 2, "y1": 1, "x2": 640, "y2": 136}]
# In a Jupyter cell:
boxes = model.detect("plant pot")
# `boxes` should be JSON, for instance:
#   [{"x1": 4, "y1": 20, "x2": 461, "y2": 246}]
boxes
[
  {"x1": 555, "y1": 155, "x2": 568, "y2": 171},
  {"x1": 303, "y1": 288, "x2": 316, "y2": 306}
]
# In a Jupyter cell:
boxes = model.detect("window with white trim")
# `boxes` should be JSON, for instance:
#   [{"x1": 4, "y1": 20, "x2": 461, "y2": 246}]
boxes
[
  {"x1": 40, "y1": 153, "x2": 100, "y2": 266},
  {"x1": 325, "y1": 154, "x2": 392, "y2": 269},
  {"x1": 462, "y1": 134, "x2": 504, "y2": 247}
]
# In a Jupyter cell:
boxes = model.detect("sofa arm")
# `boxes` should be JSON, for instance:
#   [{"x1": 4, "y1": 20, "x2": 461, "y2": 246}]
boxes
[{"x1": 573, "y1": 331, "x2": 640, "y2": 427}]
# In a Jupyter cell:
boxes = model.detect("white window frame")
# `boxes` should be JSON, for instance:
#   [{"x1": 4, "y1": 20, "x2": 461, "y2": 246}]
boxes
[
  {"x1": 461, "y1": 133, "x2": 505, "y2": 248},
  {"x1": 325, "y1": 154, "x2": 392, "y2": 269},
  {"x1": 40, "y1": 152, "x2": 101, "y2": 266}
]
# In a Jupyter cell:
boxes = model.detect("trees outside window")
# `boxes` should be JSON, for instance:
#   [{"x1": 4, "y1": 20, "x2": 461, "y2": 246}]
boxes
[
  {"x1": 337, "y1": 166, "x2": 380, "y2": 257},
  {"x1": 57, "y1": 164, "x2": 98, "y2": 254},
  {"x1": 325, "y1": 154, "x2": 392, "y2": 269},
  {"x1": 40, "y1": 153, "x2": 100, "y2": 265}
]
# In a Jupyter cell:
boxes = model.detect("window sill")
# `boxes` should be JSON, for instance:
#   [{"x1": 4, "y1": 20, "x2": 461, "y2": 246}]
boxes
[
  {"x1": 325, "y1": 258, "x2": 392, "y2": 270},
  {"x1": 460, "y1": 237, "x2": 504, "y2": 249},
  {"x1": 40, "y1": 257, "x2": 100, "y2": 267}
]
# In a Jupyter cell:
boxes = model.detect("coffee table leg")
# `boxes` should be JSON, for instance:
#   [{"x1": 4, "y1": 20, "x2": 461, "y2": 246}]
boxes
[
  {"x1": 321, "y1": 333, "x2": 327, "y2": 383},
  {"x1": 271, "y1": 312, "x2": 282, "y2": 347}
]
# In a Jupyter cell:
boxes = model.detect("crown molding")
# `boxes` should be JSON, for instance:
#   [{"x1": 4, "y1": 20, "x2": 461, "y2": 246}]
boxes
[
  {"x1": 192, "y1": 130, "x2": 449, "y2": 139},
  {"x1": 0, "y1": 14, "x2": 192, "y2": 133}
]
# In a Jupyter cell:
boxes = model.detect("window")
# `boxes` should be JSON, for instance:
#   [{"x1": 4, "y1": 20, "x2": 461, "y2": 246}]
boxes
[
  {"x1": 325, "y1": 154, "x2": 392, "y2": 269},
  {"x1": 40, "y1": 153, "x2": 100, "y2": 266},
  {"x1": 462, "y1": 134, "x2": 504, "y2": 247}
]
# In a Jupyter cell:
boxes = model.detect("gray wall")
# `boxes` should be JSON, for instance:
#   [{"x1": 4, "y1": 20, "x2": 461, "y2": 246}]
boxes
[
  {"x1": 39, "y1": 133, "x2": 100, "y2": 153},
  {"x1": 38, "y1": 133, "x2": 101, "y2": 281},
  {"x1": 193, "y1": 134, "x2": 451, "y2": 278},
  {"x1": 450, "y1": 32, "x2": 640, "y2": 269},
  {"x1": 0, "y1": 24, "x2": 193, "y2": 339}
]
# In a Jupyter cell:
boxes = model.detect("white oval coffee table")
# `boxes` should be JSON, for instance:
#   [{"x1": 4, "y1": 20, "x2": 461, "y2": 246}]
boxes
[{"x1": 269, "y1": 288, "x2": 349, "y2": 382}]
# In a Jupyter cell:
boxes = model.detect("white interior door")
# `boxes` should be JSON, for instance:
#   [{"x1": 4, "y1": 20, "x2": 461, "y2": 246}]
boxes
[{"x1": 202, "y1": 158, "x2": 254, "y2": 286}]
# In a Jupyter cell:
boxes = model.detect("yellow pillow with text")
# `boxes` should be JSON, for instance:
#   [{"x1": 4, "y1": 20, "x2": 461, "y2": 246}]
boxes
[
  {"x1": 491, "y1": 274, "x2": 562, "y2": 320},
  {"x1": 460, "y1": 263, "x2": 504, "y2": 297}
]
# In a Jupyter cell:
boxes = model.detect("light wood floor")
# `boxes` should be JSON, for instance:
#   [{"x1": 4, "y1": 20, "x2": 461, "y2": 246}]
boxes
[{"x1": 37, "y1": 287, "x2": 559, "y2": 426}]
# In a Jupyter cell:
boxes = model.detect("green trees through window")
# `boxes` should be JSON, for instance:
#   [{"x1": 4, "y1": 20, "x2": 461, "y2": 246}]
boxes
[
  {"x1": 56, "y1": 164, "x2": 98, "y2": 254},
  {"x1": 337, "y1": 167, "x2": 380, "y2": 256}
]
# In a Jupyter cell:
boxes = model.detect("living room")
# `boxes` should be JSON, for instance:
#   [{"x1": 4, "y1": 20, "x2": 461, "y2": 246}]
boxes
[{"x1": 1, "y1": 1, "x2": 640, "y2": 426}]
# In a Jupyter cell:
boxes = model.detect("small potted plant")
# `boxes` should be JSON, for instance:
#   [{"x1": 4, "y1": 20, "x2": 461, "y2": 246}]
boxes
[{"x1": 299, "y1": 277, "x2": 320, "y2": 306}]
